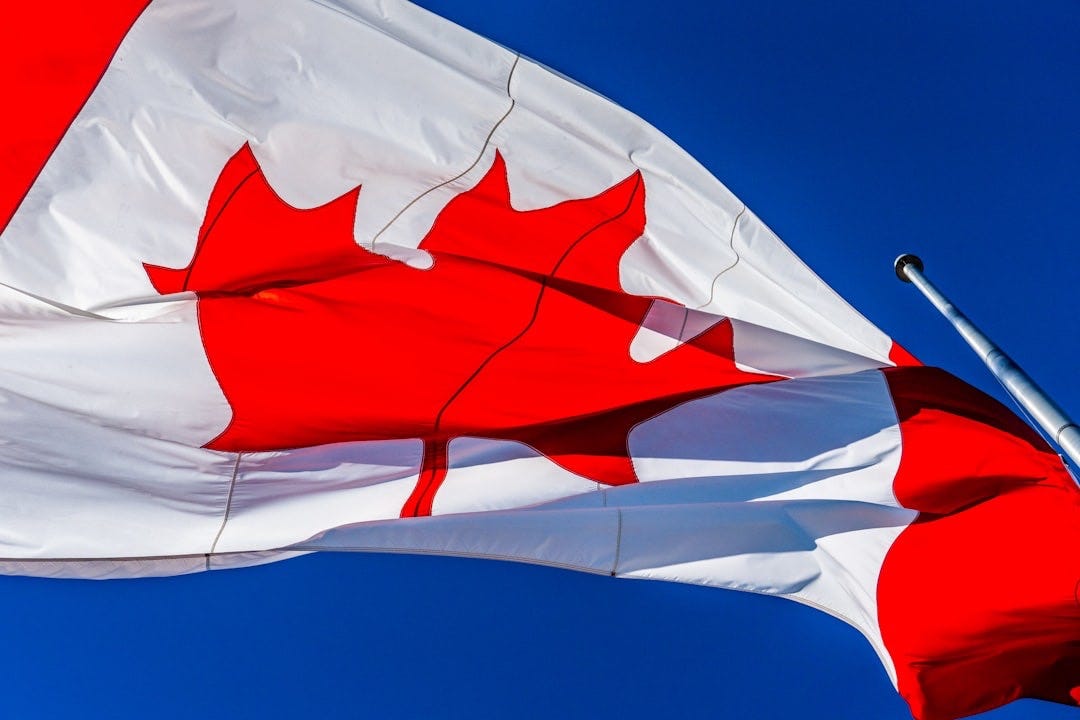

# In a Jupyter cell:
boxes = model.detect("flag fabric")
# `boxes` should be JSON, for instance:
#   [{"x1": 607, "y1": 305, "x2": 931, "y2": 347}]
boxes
[{"x1": 1, "y1": 2, "x2": 1077, "y2": 719}]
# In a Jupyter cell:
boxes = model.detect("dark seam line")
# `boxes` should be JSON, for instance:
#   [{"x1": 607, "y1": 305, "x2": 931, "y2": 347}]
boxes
[
  {"x1": 370, "y1": 54, "x2": 521, "y2": 251},
  {"x1": 0, "y1": 0, "x2": 154, "y2": 237},
  {"x1": 286, "y1": 545, "x2": 613, "y2": 577},
  {"x1": 676, "y1": 305, "x2": 690, "y2": 343},
  {"x1": 407, "y1": 173, "x2": 643, "y2": 513},
  {"x1": 630, "y1": 204, "x2": 738, "y2": 382},
  {"x1": 693, "y1": 204, "x2": 745, "y2": 311},
  {"x1": 205, "y1": 452, "x2": 243, "y2": 570},
  {"x1": 431, "y1": 173, "x2": 643, "y2": 435},
  {"x1": 627, "y1": 204, "x2": 743, "y2": 383},
  {"x1": 181, "y1": 169, "x2": 259, "y2": 291},
  {"x1": 0, "y1": 544, "x2": 875, "y2": 631},
  {"x1": 610, "y1": 507, "x2": 623, "y2": 576}
]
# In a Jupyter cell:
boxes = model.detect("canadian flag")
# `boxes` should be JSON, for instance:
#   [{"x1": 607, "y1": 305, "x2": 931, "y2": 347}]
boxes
[{"x1": 1, "y1": 2, "x2": 1077, "y2": 719}]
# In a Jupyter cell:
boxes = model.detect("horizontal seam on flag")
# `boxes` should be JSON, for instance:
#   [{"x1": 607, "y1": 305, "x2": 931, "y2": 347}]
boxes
[
  {"x1": 0, "y1": 281, "x2": 122, "y2": 321},
  {"x1": 0, "y1": 549, "x2": 607, "y2": 576},
  {"x1": 285, "y1": 545, "x2": 615, "y2": 576},
  {"x1": 368, "y1": 54, "x2": 520, "y2": 252},
  {"x1": 0, "y1": 548, "x2": 894, "y2": 670},
  {"x1": 0, "y1": 543, "x2": 894, "y2": 638}
]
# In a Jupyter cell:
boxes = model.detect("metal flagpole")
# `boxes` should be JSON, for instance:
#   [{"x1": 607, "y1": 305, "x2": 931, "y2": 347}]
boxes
[{"x1": 894, "y1": 253, "x2": 1080, "y2": 470}]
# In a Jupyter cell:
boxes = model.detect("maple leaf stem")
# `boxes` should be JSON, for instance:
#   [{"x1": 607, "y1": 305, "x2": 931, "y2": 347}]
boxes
[{"x1": 400, "y1": 439, "x2": 449, "y2": 518}]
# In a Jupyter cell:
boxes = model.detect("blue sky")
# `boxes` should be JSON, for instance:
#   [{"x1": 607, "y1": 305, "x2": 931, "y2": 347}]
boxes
[{"x1": 1, "y1": 1, "x2": 1077, "y2": 718}]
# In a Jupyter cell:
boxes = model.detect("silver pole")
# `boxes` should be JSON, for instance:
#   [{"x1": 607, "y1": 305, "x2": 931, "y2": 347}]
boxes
[{"x1": 894, "y1": 253, "x2": 1080, "y2": 469}]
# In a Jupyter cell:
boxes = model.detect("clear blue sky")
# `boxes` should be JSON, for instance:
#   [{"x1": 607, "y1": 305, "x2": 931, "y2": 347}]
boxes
[{"x1": 0, "y1": 2, "x2": 1076, "y2": 718}]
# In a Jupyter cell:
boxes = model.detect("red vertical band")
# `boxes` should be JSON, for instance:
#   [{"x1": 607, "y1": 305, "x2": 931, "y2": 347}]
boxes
[
  {"x1": 879, "y1": 366, "x2": 1080, "y2": 720},
  {"x1": 0, "y1": 0, "x2": 151, "y2": 232}
]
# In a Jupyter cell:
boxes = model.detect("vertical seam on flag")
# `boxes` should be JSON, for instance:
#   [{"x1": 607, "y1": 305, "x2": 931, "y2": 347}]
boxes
[
  {"x1": 429, "y1": 174, "x2": 644, "y2": 432},
  {"x1": 676, "y1": 307, "x2": 690, "y2": 342},
  {"x1": 692, "y1": 205, "x2": 745, "y2": 311},
  {"x1": 368, "y1": 54, "x2": 521, "y2": 251},
  {"x1": 399, "y1": 171, "x2": 644, "y2": 515},
  {"x1": 206, "y1": 452, "x2": 243, "y2": 570},
  {"x1": 611, "y1": 508, "x2": 623, "y2": 576}
]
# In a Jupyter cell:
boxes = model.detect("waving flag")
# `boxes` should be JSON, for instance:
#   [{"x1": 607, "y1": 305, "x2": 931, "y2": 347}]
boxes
[{"x1": 2, "y1": 2, "x2": 1077, "y2": 718}]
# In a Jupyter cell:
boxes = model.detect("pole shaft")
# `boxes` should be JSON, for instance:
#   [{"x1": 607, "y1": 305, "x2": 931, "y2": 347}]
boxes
[{"x1": 895, "y1": 255, "x2": 1080, "y2": 469}]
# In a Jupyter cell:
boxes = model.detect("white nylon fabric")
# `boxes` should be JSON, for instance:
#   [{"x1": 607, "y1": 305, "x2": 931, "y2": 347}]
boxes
[
  {"x1": 304, "y1": 371, "x2": 912, "y2": 680},
  {"x1": 1, "y1": 0, "x2": 892, "y2": 357},
  {"x1": 0, "y1": 0, "x2": 912, "y2": 679}
]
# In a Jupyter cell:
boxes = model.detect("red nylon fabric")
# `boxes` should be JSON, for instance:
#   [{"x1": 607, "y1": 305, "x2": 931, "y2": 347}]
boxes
[
  {"x1": 147, "y1": 145, "x2": 778, "y2": 516},
  {"x1": 880, "y1": 366, "x2": 1080, "y2": 720},
  {"x1": 0, "y1": 1, "x2": 150, "y2": 232},
  {"x1": 888, "y1": 341, "x2": 921, "y2": 368},
  {"x1": 6, "y1": 5, "x2": 1077, "y2": 717}
]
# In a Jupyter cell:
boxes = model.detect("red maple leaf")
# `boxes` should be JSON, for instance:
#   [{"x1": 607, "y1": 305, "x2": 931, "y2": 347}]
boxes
[{"x1": 145, "y1": 144, "x2": 777, "y2": 516}]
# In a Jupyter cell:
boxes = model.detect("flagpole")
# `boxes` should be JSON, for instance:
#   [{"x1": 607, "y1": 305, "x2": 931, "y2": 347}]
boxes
[{"x1": 894, "y1": 253, "x2": 1080, "y2": 469}]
